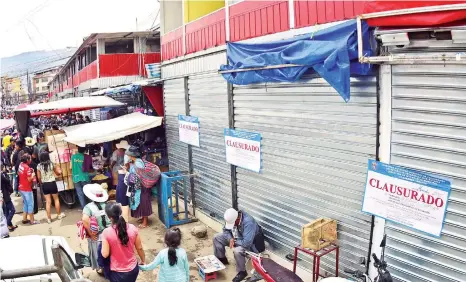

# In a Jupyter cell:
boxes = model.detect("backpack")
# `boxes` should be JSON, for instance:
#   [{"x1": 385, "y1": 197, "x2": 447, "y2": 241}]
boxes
[
  {"x1": 135, "y1": 159, "x2": 161, "y2": 189},
  {"x1": 76, "y1": 202, "x2": 108, "y2": 240}
]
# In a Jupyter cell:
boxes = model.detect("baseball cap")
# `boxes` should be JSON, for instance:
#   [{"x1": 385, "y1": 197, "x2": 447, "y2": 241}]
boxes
[{"x1": 224, "y1": 208, "x2": 239, "y2": 230}]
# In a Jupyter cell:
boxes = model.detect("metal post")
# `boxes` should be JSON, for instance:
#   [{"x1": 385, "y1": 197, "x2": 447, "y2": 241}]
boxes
[
  {"x1": 184, "y1": 76, "x2": 196, "y2": 215},
  {"x1": 227, "y1": 82, "x2": 238, "y2": 209},
  {"x1": 0, "y1": 266, "x2": 58, "y2": 279}
]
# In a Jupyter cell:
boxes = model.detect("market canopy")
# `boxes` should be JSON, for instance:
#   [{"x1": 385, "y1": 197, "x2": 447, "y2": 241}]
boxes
[
  {"x1": 13, "y1": 96, "x2": 124, "y2": 112},
  {"x1": 0, "y1": 119, "x2": 15, "y2": 130},
  {"x1": 219, "y1": 20, "x2": 374, "y2": 102},
  {"x1": 62, "y1": 112, "x2": 163, "y2": 146}
]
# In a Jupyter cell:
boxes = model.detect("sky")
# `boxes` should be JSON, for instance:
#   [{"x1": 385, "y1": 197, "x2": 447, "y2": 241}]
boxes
[{"x1": 0, "y1": 0, "x2": 160, "y2": 58}]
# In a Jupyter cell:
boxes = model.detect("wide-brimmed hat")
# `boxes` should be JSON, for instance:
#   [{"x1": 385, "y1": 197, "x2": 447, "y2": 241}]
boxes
[
  {"x1": 83, "y1": 183, "x2": 109, "y2": 203},
  {"x1": 25, "y1": 137, "x2": 36, "y2": 146},
  {"x1": 125, "y1": 145, "x2": 141, "y2": 157},
  {"x1": 116, "y1": 140, "x2": 130, "y2": 150}
]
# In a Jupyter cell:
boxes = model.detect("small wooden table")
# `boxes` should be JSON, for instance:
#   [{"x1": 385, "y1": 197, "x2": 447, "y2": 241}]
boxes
[
  {"x1": 194, "y1": 255, "x2": 226, "y2": 281},
  {"x1": 292, "y1": 244, "x2": 339, "y2": 282}
]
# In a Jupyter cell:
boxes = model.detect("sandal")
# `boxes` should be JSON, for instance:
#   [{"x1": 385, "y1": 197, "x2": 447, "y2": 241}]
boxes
[
  {"x1": 30, "y1": 221, "x2": 40, "y2": 225},
  {"x1": 22, "y1": 220, "x2": 30, "y2": 224}
]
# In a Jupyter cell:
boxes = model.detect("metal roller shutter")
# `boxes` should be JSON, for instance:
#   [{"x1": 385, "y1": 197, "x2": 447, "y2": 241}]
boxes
[
  {"x1": 388, "y1": 63, "x2": 466, "y2": 282},
  {"x1": 164, "y1": 78, "x2": 189, "y2": 173},
  {"x1": 188, "y1": 72, "x2": 232, "y2": 219},
  {"x1": 233, "y1": 74, "x2": 377, "y2": 275}
]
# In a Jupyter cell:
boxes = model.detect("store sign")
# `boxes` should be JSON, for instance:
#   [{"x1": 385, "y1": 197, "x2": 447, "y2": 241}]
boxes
[
  {"x1": 178, "y1": 115, "x2": 200, "y2": 147},
  {"x1": 224, "y1": 129, "x2": 261, "y2": 172},
  {"x1": 362, "y1": 160, "x2": 451, "y2": 237}
]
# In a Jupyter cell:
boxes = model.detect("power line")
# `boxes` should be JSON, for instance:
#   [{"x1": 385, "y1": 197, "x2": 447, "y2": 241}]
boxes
[
  {"x1": 2, "y1": 0, "x2": 52, "y2": 33},
  {"x1": 2, "y1": 49, "x2": 75, "y2": 70},
  {"x1": 148, "y1": 8, "x2": 160, "y2": 31}
]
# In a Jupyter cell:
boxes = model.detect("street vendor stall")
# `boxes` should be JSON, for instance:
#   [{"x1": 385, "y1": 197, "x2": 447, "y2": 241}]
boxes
[{"x1": 13, "y1": 96, "x2": 125, "y2": 207}]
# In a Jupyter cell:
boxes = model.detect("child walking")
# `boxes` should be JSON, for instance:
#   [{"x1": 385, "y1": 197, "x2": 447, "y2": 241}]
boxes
[{"x1": 140, "y1": 228, "x2": 189, "y2": 282}]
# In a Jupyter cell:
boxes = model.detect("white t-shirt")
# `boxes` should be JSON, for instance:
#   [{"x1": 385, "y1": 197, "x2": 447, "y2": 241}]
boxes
[{"x1": 38, "y1": 162, "x2": 56, "y2": 183}]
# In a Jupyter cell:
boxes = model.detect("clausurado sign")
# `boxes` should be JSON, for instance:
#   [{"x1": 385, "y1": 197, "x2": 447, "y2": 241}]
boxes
[
  {"x1": 178, "y1": 115, "x2": 200, "y2": 147},
  {"x1": 224, "y1": 129, "x2": 261, "y2": 172},
  {"x1": 362, "y1": 160, "x2": 451, "y2": 237}
]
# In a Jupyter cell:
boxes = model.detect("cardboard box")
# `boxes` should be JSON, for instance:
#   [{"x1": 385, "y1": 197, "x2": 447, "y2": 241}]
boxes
[
  {"x1": 47, "y1": 133, "x2": 77, "y2": 153},
  {"x1": 57, "y1": 162, "x2": 71, "y2": 178},
  {"x1": 56, "y1": 175, "x2": 74, "y2": 191},
  {"x1": 44, "y1": 129, "x2": 65, "y2": 139}
]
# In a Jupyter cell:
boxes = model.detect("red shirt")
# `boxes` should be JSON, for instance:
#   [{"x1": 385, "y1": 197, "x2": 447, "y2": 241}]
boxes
[
  {"x1": 102, "y1": 224, "x2": 139, "y2": 272},
  {"x1": 18, "y1": 162, "x2": 33, "y2": 192}
]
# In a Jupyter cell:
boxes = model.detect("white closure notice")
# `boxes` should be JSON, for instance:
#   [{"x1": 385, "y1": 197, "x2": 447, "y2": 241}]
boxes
[{"x1": 178, "y1": 115, "x2": 200, "y2": 147}]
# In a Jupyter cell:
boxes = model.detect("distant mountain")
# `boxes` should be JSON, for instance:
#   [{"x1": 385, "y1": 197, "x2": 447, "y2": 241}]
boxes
[{"x1": 0, "y1": 48, "x2": 77, "y2": 77}]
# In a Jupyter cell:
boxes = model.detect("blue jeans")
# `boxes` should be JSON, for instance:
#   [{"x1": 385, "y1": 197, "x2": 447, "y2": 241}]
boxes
[
  {"x1": 2, "y1": 201, "x2": 15, "y2": 227},
  {"x1": 74, "y1": 181, "x2": 89, "y2": 209},
  {"x1": 19, "y1": 191, "x2": 34, "y2": 214}
]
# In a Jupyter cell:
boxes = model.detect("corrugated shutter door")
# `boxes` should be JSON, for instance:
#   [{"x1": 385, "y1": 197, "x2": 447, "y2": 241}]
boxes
[
  {"x1": 164, "y1": 78, "x2": 189, "y2": 173},
  {"x1": 233, "y1": 75, "x2": 377, "y2": 274},
  {"x1": 388, "y1": 64, "x2": 466, "y2": 282},
  {"x1": 188, "y1": 73, "x2": 232, "y2": 219}
]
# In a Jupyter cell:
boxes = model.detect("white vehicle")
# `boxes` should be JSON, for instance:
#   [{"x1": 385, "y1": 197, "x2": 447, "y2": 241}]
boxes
[{"x1": 0, "y1": 235, "x2": 90, "y2": 282}]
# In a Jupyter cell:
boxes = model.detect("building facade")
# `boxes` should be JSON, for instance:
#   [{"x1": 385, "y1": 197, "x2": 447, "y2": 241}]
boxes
[
  {"x1": 159, "y1": 1, "x2": 466, "y2": 281},
  {"x1": 48, "y1": 31, "x2": 161, "y2": 100},
  {"x1": 33, "y1": 67, "x2": 59, "y2": 101}
]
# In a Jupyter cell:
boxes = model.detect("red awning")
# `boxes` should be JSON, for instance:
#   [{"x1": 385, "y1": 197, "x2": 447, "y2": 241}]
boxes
[
  {"x1": 30, "y1": 107, "x2": 96, "y2": 117},
  {"x1": 364, "y1": 1, "x2": 466, "y2": 27}
]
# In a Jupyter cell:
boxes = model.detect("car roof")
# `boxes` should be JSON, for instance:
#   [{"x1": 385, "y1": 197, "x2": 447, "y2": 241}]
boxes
[{"x1": 0, "y1": 235, "x2": 75, "y2": 282}]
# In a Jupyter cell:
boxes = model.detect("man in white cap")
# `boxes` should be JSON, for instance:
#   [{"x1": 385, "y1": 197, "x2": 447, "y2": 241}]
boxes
[{"x1": 213, "y1": 208, "x2": 265, "y2": 282}]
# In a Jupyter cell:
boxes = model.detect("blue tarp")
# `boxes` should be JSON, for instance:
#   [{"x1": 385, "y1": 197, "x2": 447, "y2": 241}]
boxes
[{"x1": 220, "y1": 20, "x2": 374, "y2": 102}]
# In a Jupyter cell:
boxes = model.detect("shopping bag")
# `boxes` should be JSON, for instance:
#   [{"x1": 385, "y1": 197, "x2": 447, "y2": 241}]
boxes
[{"x1": 0, "y1": 208, "x2": 9, "y2": 239}]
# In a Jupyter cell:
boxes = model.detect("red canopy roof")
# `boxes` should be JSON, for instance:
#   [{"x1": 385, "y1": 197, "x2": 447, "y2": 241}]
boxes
[
  {"x1": 363, "y1": 1, "x2": 466, "y2": 27},
  {"x1": 30, "y1": 107, "x2": 96, "y2": 117}
]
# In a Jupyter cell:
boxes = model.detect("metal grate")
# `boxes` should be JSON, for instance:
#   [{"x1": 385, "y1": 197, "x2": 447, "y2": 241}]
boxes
[
  {"x1": 188, "y1": 72, "x2": 232, "y2": 220},
  {"x1": 233, "y1": 74, "x2": 378, "y2": 276},
  {"x1": 388, "y1": 62, "x2": 466, "y2": 282}
]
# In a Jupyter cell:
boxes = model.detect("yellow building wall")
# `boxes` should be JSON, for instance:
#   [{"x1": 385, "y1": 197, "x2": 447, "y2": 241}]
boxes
[{"x1": 184, "y1": 0, "x2": 225, "y2": 23}]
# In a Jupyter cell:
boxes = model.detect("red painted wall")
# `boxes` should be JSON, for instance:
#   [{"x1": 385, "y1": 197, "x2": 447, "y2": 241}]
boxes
[
  {"x1": 161, "y1": 27, "x2": 183, "y2": 61},
  {"x1": 229, "y1": 0, "x2": 289, "y2": 42},
  {"x1": 294, "y1": 0, "x2": 367, "y2": 28},
  {"x1": 143, "y1": 86, "x2": 164, "y2": 116},
  {"x1": 185, "y1": 8, "x2": 226, "y2": 54},
  {"x1": 99, "y1": 53, "x2": 161, "y2": 77},
  {"x1": 77, "y1": 61, "x2": 98, "y2": 85}
]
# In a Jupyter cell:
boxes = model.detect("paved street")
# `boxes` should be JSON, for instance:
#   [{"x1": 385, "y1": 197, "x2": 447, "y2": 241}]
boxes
[{"x1": 7, "y1": 194, "x2": 237, "y2": 281}]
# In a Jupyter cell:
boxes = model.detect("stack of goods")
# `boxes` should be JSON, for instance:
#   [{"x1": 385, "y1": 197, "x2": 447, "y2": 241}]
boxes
[
  {"x1": 46, "y1": 130, "x2": 77, "y2": 191},
  {"x1": 145, "y1": 63, "x2": 161, "y2": 79}
]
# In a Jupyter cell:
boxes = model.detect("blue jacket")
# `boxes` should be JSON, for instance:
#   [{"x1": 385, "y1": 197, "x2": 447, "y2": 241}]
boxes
[{"x1": 223, "y1": 211, "x2": 264, "y2": 251}]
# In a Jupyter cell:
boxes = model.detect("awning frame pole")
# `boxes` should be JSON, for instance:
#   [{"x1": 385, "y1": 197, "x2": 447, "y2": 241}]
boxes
[
  {"x1": 357, "y1": 3, "x2": 466, "y2": 64},
  {"x1": 218, "y1": 64, "x2": 304, "y2": 74}
]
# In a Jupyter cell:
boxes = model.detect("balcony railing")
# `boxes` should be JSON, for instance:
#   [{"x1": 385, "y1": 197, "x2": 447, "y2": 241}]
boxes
[{"x1": 161, "y1": 0, "x2": 368, "y2": 61}]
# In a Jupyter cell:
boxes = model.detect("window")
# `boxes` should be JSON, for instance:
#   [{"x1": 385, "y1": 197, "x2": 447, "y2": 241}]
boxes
[
  {"x1": 41, "y1": 78, "x2": 48, "y2": 83},
  {"x1": 35, "y1": 79, "x2": 40, "y2": 84},
  {"x1": 42, "y1": 86, "x2": 48, "y2": 91},
  {"x1": 35, "y1": 87, "x2": 40, "y2": 92}
]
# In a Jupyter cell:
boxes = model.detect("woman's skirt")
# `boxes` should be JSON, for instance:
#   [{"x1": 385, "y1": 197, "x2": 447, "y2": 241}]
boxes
[
  {"x1": 110, "y1": 265, "x2": 139, "y2": 282},
  {"x1": 116, "y1": 173, "x2": 129, "y2": 206},
  {"x1": 87, "y1": 237, "x2": 101, "y2": 270},
  {"x1": 131, "y1": 187, "x2": 153, "y2": 218}
]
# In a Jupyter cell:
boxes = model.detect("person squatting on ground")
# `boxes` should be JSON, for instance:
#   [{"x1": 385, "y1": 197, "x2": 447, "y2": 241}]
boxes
[
  {"x1": 101, "y1": 202, "x2": 145, "y2": 282},
  {"x1": 140, "y1": 227, "x2": 190, "y2": 282},
  {"x1": 214, "y1": 208, "x2": 266, "y2": 282},
  {"x1": 37, "y1": 152, "x2": 66, "y2": 223}
]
